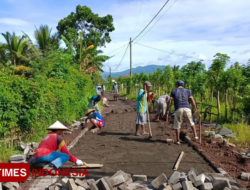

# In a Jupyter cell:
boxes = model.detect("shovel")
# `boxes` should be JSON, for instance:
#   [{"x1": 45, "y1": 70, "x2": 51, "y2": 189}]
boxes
[
  {"x1": 194, "y1": 110, "x2": 202, "y2": 144},
  {"x1": 147, "y1": 105, "x2": 153, "y2": 139}
]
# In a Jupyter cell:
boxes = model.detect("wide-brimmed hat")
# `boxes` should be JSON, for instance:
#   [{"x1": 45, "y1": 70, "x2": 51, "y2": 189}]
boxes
[
  {"x1": 144, "y1": 81, "x2": 152, "y2": 87},
  {"x1": 47, "y1": 121, "x2": 69, "y2": 130},
  {"x1": 86, "y1": 109, "x2": 95, "y2": 116}
]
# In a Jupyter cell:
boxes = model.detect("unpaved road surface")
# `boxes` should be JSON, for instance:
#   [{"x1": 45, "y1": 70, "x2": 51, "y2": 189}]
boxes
[{"x1": 62, "y1": 92, "x2": 214, "y2": 179}]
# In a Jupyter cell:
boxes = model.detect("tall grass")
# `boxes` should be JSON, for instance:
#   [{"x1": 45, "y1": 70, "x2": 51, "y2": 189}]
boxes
[{"x1": 224, "y1": 122, "x2": 250, "y2": 148}]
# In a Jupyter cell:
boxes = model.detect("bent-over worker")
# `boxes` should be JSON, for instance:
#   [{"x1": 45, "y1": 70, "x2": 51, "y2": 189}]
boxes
[
  {"x1": 155, "y1": 94, "x2": 170, "y2": 122},
  {"x1": 34, "y1": 121, "x2": 84, "y2": 171},
  {"x1": 166, "y1": 80, "x2": 198, "y2": 145},
  {"x1": 88, "y1": 94, "x2": 102, "y2": 115},
  {"x1": 85, "y1": 109, "x2": 105, "y2": 133}
]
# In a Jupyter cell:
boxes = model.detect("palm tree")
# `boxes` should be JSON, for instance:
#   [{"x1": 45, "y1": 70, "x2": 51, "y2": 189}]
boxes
[
  {"x1": 34, "y1": 25, "x2": 59, "y2": 53},
  {"x1": 1, "y1": 32, "x2": 29, "y2": 67}
]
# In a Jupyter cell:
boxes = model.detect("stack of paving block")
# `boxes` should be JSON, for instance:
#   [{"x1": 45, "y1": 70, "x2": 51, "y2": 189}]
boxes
[{"x1": 33, "y1": 168, "x2": 245, "y2": 190}]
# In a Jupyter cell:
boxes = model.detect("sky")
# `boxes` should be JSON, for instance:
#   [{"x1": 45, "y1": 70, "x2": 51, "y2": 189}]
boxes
[{"x1": 0, "y1": 0, "x2": 250, "y2": 72}]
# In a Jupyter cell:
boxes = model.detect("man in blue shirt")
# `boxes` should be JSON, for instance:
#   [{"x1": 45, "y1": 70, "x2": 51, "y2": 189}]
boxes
[
  {"x1": 135, "y1": 81, "x2": 152, "y2": 136},
  {"x1": 166, "y1": 80, "x2": 198, "y2": 144}
]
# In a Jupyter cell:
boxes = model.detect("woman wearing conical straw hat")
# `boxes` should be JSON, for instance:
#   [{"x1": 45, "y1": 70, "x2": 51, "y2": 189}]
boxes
[{"x1": 34, "y1": 121, "x2": 84, "y2": 171}]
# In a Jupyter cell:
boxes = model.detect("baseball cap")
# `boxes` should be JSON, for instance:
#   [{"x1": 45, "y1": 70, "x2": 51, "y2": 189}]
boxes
[
  {"x1": 144, "y1": 81, "x2": 152, "y2": 87},
  {"x1": 176, "y1": 80, "x2": 184, "y2": 86}
]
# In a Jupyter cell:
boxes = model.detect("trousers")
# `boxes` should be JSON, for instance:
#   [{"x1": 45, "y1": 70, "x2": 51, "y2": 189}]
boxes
[{"x1": 35, "y1": 151, "x2": 69, "y2": 169}]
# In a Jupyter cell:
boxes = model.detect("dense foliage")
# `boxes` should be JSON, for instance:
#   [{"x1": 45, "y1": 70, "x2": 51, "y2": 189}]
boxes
[{"x1": 0, "y1": 5, "x2": 113, "y2": 158}]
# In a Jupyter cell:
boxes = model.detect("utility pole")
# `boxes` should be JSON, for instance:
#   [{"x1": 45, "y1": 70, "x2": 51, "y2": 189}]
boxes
[
  {"x1": 109, "y1": 67, "x2": 111, "y2": 77},
  {"x1": 130, "y1": 38, "x2": 132, "y2": 77}
]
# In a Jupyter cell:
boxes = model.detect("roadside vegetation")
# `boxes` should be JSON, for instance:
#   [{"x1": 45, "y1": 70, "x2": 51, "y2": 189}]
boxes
[{"x1": 0, "y1": 5, "x2": 114, "y2": 162}]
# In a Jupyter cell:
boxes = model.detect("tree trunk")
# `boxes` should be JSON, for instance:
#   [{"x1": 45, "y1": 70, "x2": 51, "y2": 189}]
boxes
[
  {"x1": 210, "y1": 87, "x2": 213, "y2": 102},
  {"x1": 13, "y1": 57, "x2": 16, "y2": 67},
  {"x1": 225, "y1": 89, "x2": 228, "y2": 122},
  {"x1": 217, "y1": 90, "x2": 221, "y2": 119}
]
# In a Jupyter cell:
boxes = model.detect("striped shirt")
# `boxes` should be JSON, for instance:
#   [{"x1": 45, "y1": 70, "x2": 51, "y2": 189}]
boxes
[{"x1": 137, "y1": 89, "x2": 147, "y2": 113}]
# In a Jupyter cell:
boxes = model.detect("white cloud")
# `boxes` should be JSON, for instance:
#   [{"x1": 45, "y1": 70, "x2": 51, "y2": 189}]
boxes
[
  {"x1": 198, "y1": 54, "x2": 207, "y2": 61},
  {"x1": 0, "y1": 18, "x2": 30, "y2": 26}
]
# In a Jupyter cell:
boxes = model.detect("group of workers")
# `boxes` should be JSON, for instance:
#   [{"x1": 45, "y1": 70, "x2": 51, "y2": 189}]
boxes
[
  {"x1": 135, "y1": 80, "x2": 198, "y2": 145},
  {"x1": 34, "y1": 79, "x2": 197, "y2": 172}
]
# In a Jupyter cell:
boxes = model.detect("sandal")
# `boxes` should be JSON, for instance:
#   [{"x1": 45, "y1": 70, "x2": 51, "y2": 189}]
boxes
[
  {"x1": 142, "y1": 132, "x2": 149, "y2": 135},
  {"x1": 135, "y1": 133, "x2": 141, "y2": 136},
  {"x1": 175, "y1": 141, "x2": 180, "y2": 145}
]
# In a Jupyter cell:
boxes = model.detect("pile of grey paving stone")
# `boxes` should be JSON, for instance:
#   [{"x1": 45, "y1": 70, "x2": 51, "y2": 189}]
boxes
[{"x1": 20, "y1": 168, "x2": 244, "y2": 190}]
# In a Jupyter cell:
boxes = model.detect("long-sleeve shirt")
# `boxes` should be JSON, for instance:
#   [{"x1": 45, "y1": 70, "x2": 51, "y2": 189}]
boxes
[
  {"x1": 34, "y1": 132, "x2": 77, "y2": 163},
  {"x1": 137, "y1": 89, "x2": 147, "y2": 113}
]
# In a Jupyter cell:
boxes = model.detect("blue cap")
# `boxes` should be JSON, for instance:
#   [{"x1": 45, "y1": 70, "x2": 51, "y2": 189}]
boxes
[{"x1": 176, "y1": 80, "x2": 184, "y2": 86}]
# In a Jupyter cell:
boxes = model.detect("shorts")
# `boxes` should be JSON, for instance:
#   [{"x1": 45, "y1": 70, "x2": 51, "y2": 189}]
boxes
[
  {"x1": 174, "y1": 108, "x2": 195, "y2": 129},
  {"x1": 136, "y1": 112, "x2": 147, "y2": 125},
  {"x1": 90, "y1": 119, "x2": 104, "y2": 128},
  {"x1": 156, "y1": 99, "x2": 167, "y2": 115}
]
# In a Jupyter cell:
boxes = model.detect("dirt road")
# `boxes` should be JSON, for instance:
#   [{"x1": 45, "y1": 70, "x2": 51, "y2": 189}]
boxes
[{"x1": 63, "y1": 92, "x2": 214, "y2": 179}]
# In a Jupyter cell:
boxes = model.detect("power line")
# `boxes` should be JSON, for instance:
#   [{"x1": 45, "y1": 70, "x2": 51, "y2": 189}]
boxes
[
  {"x1": 133, "y1": 42, "x2": 172, "y2": 54},
  {"x1": 133, "y1": 0, "x2": 144, "y2": 36},
  {"x1": 136, "y1": 0, "x2": 177, "y2": 42},
  {"x1": 110, "y1": 46, "x2": 128, "y2": 57},
  {"x1": 105, "y1": 44, "x2": 128, "y2": 55},
  {"x1": 132, "y1": 0, "x2": 170, "y2": 42},
  {"x1": 113, "y1": 43, "x2": 130, "y2": 71}
]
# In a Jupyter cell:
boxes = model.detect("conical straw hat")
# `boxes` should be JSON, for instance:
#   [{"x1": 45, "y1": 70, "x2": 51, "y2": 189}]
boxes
[
  {"x1": 47, "y1": 121, "x2": 69, "y2": 130},
  {"x1": 86, "y1": 109, "x2": 95, "y2": 116}
]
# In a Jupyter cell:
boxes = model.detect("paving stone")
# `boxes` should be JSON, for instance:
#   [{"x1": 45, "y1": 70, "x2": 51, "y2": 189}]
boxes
[
  {"x1": 132, "y1": 174, "x2": 147, "y2": 182},
  {"x1": 9, "y1": 154, "x2": 26, "y2": 161},
  {"x1": 113, "y1": 170, "x2": 132, "y2": 183},
  {"x1": 245, "y1": 149, "x2": 250, "y2": 157},
  {"x1": 240, "y1": 172, "x2": 249, "y2": 181},
  {"x1": 32, "y1": 142, "x2": 40, "y2": 149},
  {"x1": 182, "y1": 181, "x2": 194, "y2": 190},
  {"x1": 187, "y1": 170, "x2": 197, "y2": 184},
  {"x1": 89, "y1": 181, "x2": 99, "y2": 190},
  {"x1": 109, "y1": 173, "x2": 125, "y2": 186},
  {"x1": 179, "y1": 175, "x2": 188, "y2": 183},
  {"x1": 0, "y1": 182, "x2": 2, "y2": 190},
  {"x1": 49, "y1": 185, "x2": 56, "y2": 190},
  {"x1": 223, "y1": 187, "x2": 230, "y2": 190},
  {"x1": 96, "y1": 178, "x2": 113, "y2": 190},
  {"x1": 122, "y1": 182, "x2": 147, "y2": 190},
  {"x1": 231, "y1": 185, "x2": 240, "y2": 190},
  {"x1": 218, "y1": 127, "x2": 232, "y2": 136},
  {"x1": 163, "y1": 185, "x2": 173, "y2": 190},
  {"x1": 172, "y1": 182, "x2": 182, "y2": 190},
  {"x1": 77, "y1": 186, "x2": 86, "y2": 190},
  {"x1": 68, "y1": 178, "x2": 78, "y2": 190},
  {"x1": 75, "y1": 179, "x2": 89, "y2": 189},
  {"x1": 61, "y1": 177, "x2": 69, "y2": 187},
  {"x1": 199, "y1": 182, "x2": 213, "y2": 190},
  {"x1": 194, "y1": 174, "x2": 206, "y2": 187},
  {"x1": 190, "y1": 167, "x2": 201, "y2": 176},
  {"x1": 10, "y1": 159, "x2": 26, "y2": 163},
  {"x1": 24, "y1": 145, "x2": 32, "y2": 155},
  {"x1": 214, "y1": 134, "x2": 223, "y2": 139},
  {"x1": 10, "y1": 182, "x2": 19, "y2": 188},
  {"x1": 211, "y1": 179, "x2": 231, "y2": 190},
  {"x1": 168, "y1": 171, "x2": 180, "y2": 185},
  {"x1": 151, "y1": 173, "x2": 168, "y2": 188},
  {"x1": 87, "y1": 179, "x2": 95, "y2": 185},
  {"x1": 55, "y1": 186, "x2": 60, "y2": 190},
  {"x1": 2, "y1": 182, "x2": 14, "y2": 189}
]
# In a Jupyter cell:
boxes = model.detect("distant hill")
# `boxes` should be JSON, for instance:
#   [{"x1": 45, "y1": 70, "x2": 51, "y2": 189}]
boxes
[{"x1": 102, "y1": 65, "x2": 166, "y2": 79}]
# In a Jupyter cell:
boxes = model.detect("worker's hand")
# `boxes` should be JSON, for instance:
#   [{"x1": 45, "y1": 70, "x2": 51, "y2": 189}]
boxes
[
  {"x1": 144, "y1": 85, "x2": 147, "y2": 93},
  {"x1": 76, "y1": 160, "x2": 83, "y2": 166}
]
